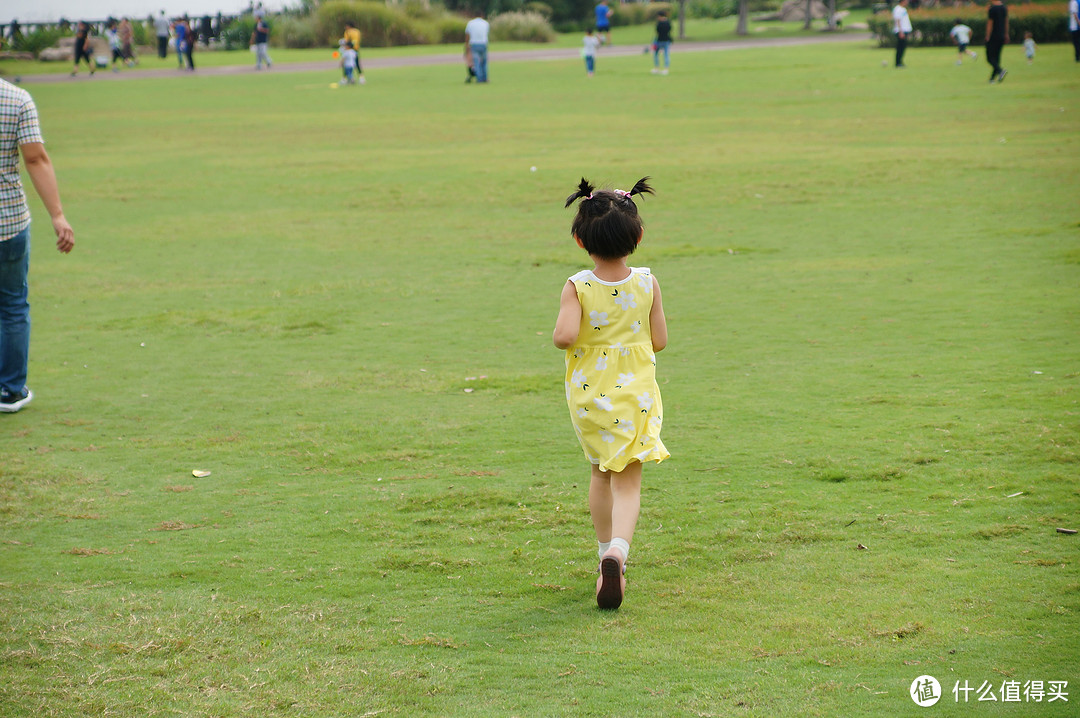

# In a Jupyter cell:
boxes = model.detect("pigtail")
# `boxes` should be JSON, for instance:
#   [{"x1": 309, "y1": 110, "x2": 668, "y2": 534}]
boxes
[
  {"x1": 565, "y1": 177, "x2": 595, "y2": 208},
  {"x1": 627, "y1": 177, "x2": 654, "y2": 199}
]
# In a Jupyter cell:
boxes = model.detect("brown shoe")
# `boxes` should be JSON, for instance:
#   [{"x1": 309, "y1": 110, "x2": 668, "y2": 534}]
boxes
[{"x1": 596, "y1": 550, "x2": 626, "y2": 609}]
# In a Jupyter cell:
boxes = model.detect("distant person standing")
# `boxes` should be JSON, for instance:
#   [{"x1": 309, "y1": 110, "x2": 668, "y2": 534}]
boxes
[
  {"x1": 173, "y1": 15, "x2": 188, "y2": 68},
  {"x1": 105, "y1": 20, "x2": 124, "y2": 72},
  {"x1": 595, "y1": 0, "x2": 613, "y2": 45},
  {"x1": 252, "y1": 16, "x2": 272, "y2": 70},
  {"x1": 949, "y1": 19, "x2": 977, "y2": 64},
  {"x1": 155, "y1": 10, "x2": 171, "y2": 59},
  {"x1": 181, "y1": 16, "x2": 195, "y2": 70},
  {"x1": 339, "y1": 41, "x2": 358, "y2": 85},
  {"x1": 343, "y1": 22, "x2": 364, "y2": 84},
  {"x1": 0, "y1": 78, "x2": 75, "y2": 413},
  {"x1": 71, "y1": 21, "x2": 95, "y2": 77},
  {"x1": 465, "y1": 12, "x2": 490, "y2": 83},
  {"x1": 118, "y1": 17, "x2": 136, "y2": 65},
  {"x1": 892, "y1": 0, "x2": 912, "y2": 68},
  {"x1": 985, "y1": 0, "x2": 1008, "y2": 83},
  {"x1": 652, "y1": 10, "x2": 672, "y2": 75},
  {"x1": 583, "y1": 29, "x2": 600, "y2": 77},
  {"x1": 1069, "y1": 0, "x2": 1079, "y2": 62}
]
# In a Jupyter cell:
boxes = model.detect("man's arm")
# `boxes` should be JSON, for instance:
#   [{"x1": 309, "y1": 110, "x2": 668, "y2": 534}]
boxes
[{"x1": 20, "y1": 142, "x2": 74, "y2": 253}]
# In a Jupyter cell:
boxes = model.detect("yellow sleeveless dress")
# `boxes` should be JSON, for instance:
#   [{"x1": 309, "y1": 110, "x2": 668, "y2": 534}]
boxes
[{"x1": 564, "y1": 267, "x2": 670, "y2": 473}]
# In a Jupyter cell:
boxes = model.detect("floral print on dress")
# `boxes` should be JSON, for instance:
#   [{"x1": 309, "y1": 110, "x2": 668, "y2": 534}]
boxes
[
  {"x1": 637, "y1": 391, "x2": 654, "y2": 412},
  {"x1": 562, "y1": 267, "x2": 669, "y2": 473},
  {"x1": 613, "y1": 290, "x2": 637, "y2": 311}
]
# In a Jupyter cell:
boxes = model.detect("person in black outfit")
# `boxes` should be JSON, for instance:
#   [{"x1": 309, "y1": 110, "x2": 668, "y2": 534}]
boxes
[
  {"x1": 71, "y1": 21, "x2": 95, "y2": 77},
  {"x1": 652, "y1": 10, "x2": 673, "y2": 74},
  {"x1": 985, "y1": 0, "x2": 1009, "y2": 83}
]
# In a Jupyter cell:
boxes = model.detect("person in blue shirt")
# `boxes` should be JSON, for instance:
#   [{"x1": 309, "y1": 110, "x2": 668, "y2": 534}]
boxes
[
  {"x1": 173, "y1": 17, "x2": 188, "y2": 69},
  {"x1": 595, "y1": 0, "x2": 613, "y2": 45}
]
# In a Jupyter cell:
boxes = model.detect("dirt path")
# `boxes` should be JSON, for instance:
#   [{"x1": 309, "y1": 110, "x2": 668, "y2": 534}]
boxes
[{"x1": 16, "y1": 32, "x2": 871, "y2": 85}]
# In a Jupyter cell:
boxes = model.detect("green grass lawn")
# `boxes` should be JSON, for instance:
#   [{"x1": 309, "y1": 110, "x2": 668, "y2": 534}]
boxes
[{"x1": 1, "y1": 39, "x2": 1078, "y2": 717}]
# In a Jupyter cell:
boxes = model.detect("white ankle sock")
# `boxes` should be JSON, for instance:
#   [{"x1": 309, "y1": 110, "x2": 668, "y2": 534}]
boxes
[
  {"x1": 610, "y1": 537, "x2": 630, "y2": 562},
  {"x1": 597, "y1": 540, "x2": 611, "y2": 558}
]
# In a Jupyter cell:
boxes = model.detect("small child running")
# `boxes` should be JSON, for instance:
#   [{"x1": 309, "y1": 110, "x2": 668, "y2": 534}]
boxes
[
  {"x1": 106, "y1": 21, "x2": 124, "y2": 72},
  {"x1": 554, "y1": 176, "x2": 670, "y2": 610},
  {"x1": 1023, "y1": 31, "x2": 1036, "y2": 64},
  {"x1": 340, "y1": 41, "x2": 359, "y2": 84},
  {"x1": 950, "y1": 19, "x2": 978, "y2": 64},
  {"x1": 583, "y1": 29, "x2": 600, "y2": 77}
]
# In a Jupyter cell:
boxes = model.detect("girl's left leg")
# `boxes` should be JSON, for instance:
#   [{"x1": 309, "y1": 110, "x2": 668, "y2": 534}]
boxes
[{"x1": 589, "y1": 461, "x2": 643, "y2": 557}]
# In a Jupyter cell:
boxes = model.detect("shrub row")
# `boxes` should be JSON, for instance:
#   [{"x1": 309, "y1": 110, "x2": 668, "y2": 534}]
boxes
[
  {"x1": 869, "y1": 3, "x2": 1072, "y2": 45},
  {"x1": 490, "y1": 12, "x2": 558, "y2": 42},
  {"x1": 286, "y1": 1, "x2": 557, "y2": 48}
]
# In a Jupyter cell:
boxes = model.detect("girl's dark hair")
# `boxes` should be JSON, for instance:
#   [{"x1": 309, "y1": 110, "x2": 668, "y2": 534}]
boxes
[{"x1": 564, "y1": 177, "x2": 654, "y2": 260}]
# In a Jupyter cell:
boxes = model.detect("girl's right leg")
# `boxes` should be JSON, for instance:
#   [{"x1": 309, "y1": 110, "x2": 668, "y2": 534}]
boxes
[{"x1": 589, "y1": 465, "x2": 613, "y2": 548}]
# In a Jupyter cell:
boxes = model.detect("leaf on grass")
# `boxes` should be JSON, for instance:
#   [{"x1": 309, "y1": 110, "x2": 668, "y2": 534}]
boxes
[
  {"x1": 192, "y1": 470, "x2": 211, "y2": 478},
  {"x1": 153, "y1": 521, "x2": 202, "y2": 531},
  {"x1": 873, "y1": 622, "x2": 924, "y2": 640},
  {"x1": 398, "y1": 634, "x2": 461, "y2": 649},
  {"x1": 532, "y1": 583, "x2": 570, "y2": 591},
  {"x1": 65, "y1": 547, "x2": 114, "y2": 556}
]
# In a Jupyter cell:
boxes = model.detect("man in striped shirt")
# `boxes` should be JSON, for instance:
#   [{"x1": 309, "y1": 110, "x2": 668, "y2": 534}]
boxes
[{"x1": 0, "y1": 78, "x2": 74, "y2": 413}]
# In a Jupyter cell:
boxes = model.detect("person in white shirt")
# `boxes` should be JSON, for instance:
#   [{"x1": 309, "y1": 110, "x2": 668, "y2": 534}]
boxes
[
  {"x1": 154, "y1": 10, "x2": 170, "y2": 59},
  {"x1": 950, "y1": 20, "x2": 977, "y2": 64},
  {"x1": 892, "y1": 0, "x2": 912, "y2": 68},
  {"x1": 583, "y1": 29, "x2": 600, "y2": 76},
  {"x1": 1069, "y1": 0, "x2": 1079, "y2": 62},
  {"x1": 340, "y1": 42, "x2": 358, "y2": 84},
  {"x1": 465, "y1": 13, "x2": 490, "y2": 83}
]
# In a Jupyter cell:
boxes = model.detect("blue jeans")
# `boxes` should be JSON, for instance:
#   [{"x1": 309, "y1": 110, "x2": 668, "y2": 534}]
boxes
[
  {"x1": 0, "y1": 225, "x2": 30, "y2": 396},
  {"x1": 471, "y1": 43, "x2": 488, "y2": 82},
  {"x1": 585, "y1": 55, "x2": 595, "y2": 73},
  {"x1": 653, "y1": 41, "x2": 671, "y2": 68}
]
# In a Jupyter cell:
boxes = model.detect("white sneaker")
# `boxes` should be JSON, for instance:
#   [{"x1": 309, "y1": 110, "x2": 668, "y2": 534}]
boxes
[
  {"x1": 651, "y1": 68, "x2": 659, "y2": 74},
  {"x1": 0, "y1": 387, "x2": 33, "y2": 413},
  {"x1": 358, "y1": 76, "x2": 366, "y2": 85},
  {"x1": 660, "y1": 69, "x2": 669, "y2": 75}
]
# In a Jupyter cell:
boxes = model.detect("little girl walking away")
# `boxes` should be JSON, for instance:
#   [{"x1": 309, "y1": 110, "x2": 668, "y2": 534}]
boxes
[{"x1": 554, "y1": 177, "x2": 670, "y2": 610}]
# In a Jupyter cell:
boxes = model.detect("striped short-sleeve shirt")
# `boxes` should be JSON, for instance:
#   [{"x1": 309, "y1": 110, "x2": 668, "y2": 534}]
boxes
[{"x1": 0, "y1": 79, "x2": 44, "y2": 241}]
